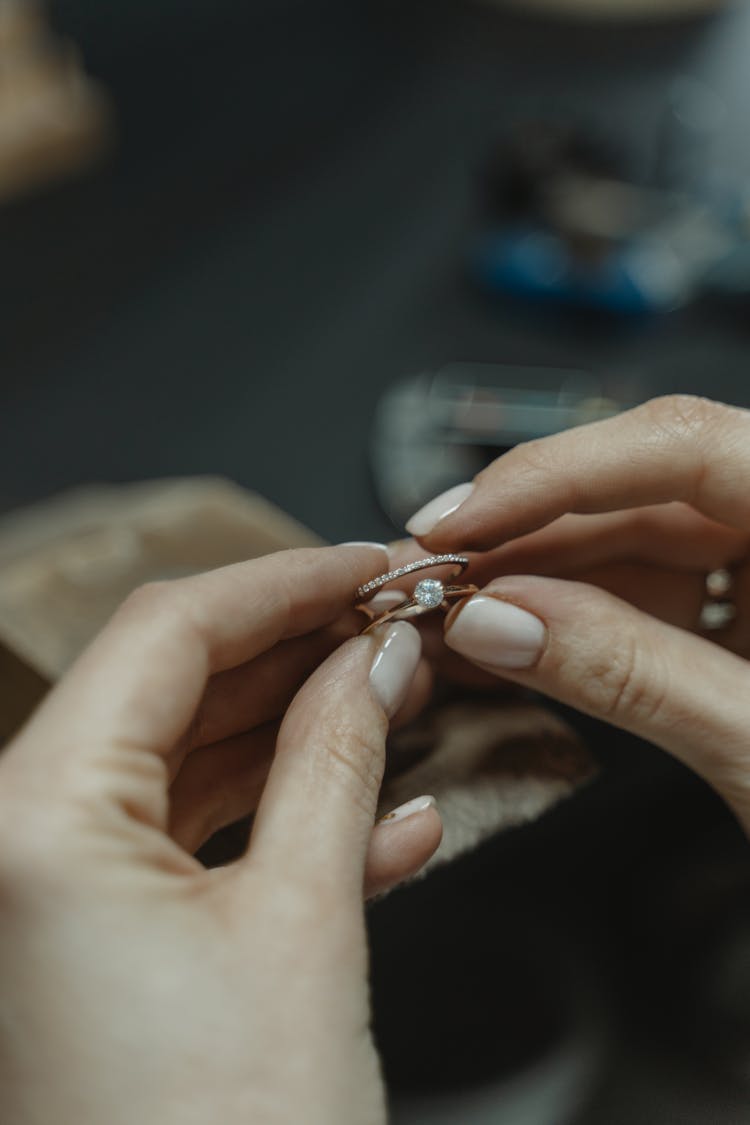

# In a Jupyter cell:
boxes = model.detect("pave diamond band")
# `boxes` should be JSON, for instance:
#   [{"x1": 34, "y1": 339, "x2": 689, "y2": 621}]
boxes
[{"x1": 355, "y1": 554, "x2": 469, "y2": 602}]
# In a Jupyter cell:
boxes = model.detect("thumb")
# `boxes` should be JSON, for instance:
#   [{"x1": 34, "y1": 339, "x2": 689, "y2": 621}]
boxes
[
  {"x1": 247, "y1": 623, "x2": 422, "y2": 898},
  {"x1": 444, "y1": 576, "x2": 750, "y2": 834}
]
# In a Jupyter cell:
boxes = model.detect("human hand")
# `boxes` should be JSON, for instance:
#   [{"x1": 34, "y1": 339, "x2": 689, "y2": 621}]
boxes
[
  {"x1": 0, "y1": 545, "x2": 441, "y2": 1125},
  {"x1": 402, "y1": 396, "x2": 750, "y2": 833}
]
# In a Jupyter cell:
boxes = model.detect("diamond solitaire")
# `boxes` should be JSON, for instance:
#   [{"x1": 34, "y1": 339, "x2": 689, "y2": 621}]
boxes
[{"x1": 414, "y1": 578, "x2": 444, "y2": 609}]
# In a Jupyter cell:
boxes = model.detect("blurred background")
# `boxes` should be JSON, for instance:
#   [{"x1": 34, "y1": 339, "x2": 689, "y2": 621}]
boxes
[{"x1": 3, "y1": 0, "x2": 750, "y2": 1121}]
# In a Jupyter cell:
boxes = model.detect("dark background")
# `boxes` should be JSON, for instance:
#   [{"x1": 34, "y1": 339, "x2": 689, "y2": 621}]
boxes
[{"x1": 4, "y1": 1, "x2": 750, "y2": 1121}]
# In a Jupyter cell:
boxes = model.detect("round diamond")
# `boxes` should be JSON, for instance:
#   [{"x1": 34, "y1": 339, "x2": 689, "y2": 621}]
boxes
[{"x1": 414, "y1": 578, "x2": 445, "y2": 609}]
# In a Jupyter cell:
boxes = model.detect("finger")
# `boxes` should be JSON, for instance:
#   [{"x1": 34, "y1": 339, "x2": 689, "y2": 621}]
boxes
[
  {"x1": 392, "y1": 504, "x2": 749, "y2": 582},
  {"x1": 11, "y1": 545, "x2": 388, "y2": 788},
  {"x1": 173, "y1": 739, "x2": 443, "y2": 899},
  {"x1": 167, "y1": 652, "x2": 431, "y2": 850},
  {"x1": 364, "y1": 797, "x2": 442, "y2": 899},
  {"x1": 170, "y1": 613, "x2": 362, "y2": 780},
  {"x1": 389, "y1": 657, "x2": 434, "y2": 728},
  {"x1": 248, "y1": 623, "x2": 422, "y2": 894},
  {"x1": 573, "y1": 562, "x2": 706, "y2": 630},
  {"x1": 481, "y1": 507, "x2": 748, "y2": 579},
  {"x1": 170, "y1": 653, "x2": 435, "y2": 853},
  {"x1": 390, "y1": 529, "x2": 750, "y2": 653},
  {"x1": 443, "y1": 576, "x2": 750, "y2": 834},
  {"x1": 169, "y1": 724, "x2": 277, "y2": 853},
  {"x1": 457, "y1": 507, "x2": 747, "y2": 586},
  {"x1": 405, "y1": 396, "x2": 750, "y2": 550}
]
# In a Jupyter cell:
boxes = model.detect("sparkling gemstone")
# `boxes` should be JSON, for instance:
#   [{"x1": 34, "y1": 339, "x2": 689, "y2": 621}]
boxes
[{"x1": 414, "y1": 578, "x2": 444, "y2": 609}]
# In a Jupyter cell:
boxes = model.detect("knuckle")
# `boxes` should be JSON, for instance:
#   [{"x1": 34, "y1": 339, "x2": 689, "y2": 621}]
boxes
[
  {"x1": 581, "y1": 627, "x2": 670, "y2": 728},
  {"x1": 503, "y1": 435, "x2": 557, "y2": 478},
  {"x1": 118, "y1": 579, "x2": 179, "y2": 624},
  {"x1": 640, "y1": 393, "x2": 725, "y2": 442},
  {"x1": 115, "y1": 579, "x2": 199, "y2": 653}
]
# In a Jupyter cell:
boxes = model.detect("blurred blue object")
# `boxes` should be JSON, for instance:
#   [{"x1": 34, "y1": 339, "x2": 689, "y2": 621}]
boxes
[
  {"x1": 473, "y1": 208, "x2": 750, "y2": 317},
  {"x1": 472, "y1": 225, "x2": 686, "y2": 315}
]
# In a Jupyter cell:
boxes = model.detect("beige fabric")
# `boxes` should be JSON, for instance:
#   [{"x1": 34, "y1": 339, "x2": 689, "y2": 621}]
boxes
[
  {"x1": 0, "y1": 478, "x2": 322, "y2": 679},
  {"x1": 0, "y1": 478, "x2": 595, "y2": 864},
  {"x1": 381, "y1": 700, "x2": 594, "y2": 870}
]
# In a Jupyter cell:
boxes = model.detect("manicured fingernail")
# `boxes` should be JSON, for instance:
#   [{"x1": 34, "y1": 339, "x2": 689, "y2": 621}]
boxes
[
  {"x1": 378, "y1": 794, "x2": 436, "y2": 825},
  {"x1": 444, "y1": 594, "x2": 546, "y2": 669},
  {"x1": 340, "y1": 541, "x2": 389, "y2": 555},
  {"x1": 369, "y1": 622, "x2": 421, "y2": 717},
  {"x1": 405, "y1": 482, "x2": 474, "y2": 537}
]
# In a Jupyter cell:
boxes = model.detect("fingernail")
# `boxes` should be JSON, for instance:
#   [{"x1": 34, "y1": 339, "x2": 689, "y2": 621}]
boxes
[
  {"x1": 340, "y1": 541, "x2": 389, "y2": 554},
  {"x1": 405, "y1": 482, "x2": 474, "y2": 537},
  {"x1": 444, "y1": 594, "x2": 546, "y2": 670},
  {"x1": 369, "y1": 621, "x2": 421, "y2": 717},
  {"x1": 378, "y1": 794, "x2": 436, "y2": 825}
]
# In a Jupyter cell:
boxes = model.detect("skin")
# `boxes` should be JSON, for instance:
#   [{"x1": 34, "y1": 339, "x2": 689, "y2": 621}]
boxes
[
  {"x1": 0, "y1": 544, "x2": 441, "y2": 1125},
  {"x1": 404, "y1": 394, "x2": 750, "y2": 834}
]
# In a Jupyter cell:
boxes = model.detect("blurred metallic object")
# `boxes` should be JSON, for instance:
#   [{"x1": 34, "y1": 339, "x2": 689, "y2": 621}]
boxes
[
  {"x1": 0, "y1": 0, "x2": 113, "y2": 203},
  {"x1": 475, "y1": 0, "x2": 727, "y2": 20},
  {"x1": 370, "y1": 365, "x2": 632, "y2": 528}
]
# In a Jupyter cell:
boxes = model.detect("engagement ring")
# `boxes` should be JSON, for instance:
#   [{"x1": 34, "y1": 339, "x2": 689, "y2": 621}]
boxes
[{"x1": 356, "y1": 555, "x2": 477, "y2": 634}]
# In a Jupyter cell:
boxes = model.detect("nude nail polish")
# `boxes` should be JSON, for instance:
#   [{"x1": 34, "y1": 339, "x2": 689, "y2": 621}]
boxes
[
  {"x1": 405, "y1": 482, "x2": 475, "y2": 537},
  {"x1": 377, "y1": 795, "x2": 436, "y2": 825},
  {"x1": 369, "y1": 622, "x2": 421, "y2": 717},
  {"x1": 340, "y1": 541, "x2": 390, "y2": 554},
  {"x1": 445, "y1": 595, "x2": 546, "y2": 670}
]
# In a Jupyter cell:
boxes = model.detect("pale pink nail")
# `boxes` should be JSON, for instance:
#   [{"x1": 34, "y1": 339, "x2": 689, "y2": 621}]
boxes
[
  {"x1": 369, "y1": 622, "x2": 421, "y2": 717},
  {"x1": 378, "y1": 795, "x2": 436, "y2": 825},
  {"x1": 405, "y1": 482, "x2": 475, "y2": 537},
  {"x1": 445, "y1": 595, "x2": 546, "y2": 670}
]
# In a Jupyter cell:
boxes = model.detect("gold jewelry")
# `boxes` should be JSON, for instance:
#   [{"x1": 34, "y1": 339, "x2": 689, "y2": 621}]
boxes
[{"x1": 356, "y1": 555, "x2": 476, "y2": 635}]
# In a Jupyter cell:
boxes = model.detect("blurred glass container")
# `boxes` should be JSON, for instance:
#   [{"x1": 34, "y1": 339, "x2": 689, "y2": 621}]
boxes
[{"x1": 370, "y1": 365, "x2": 635, "y2": 529}]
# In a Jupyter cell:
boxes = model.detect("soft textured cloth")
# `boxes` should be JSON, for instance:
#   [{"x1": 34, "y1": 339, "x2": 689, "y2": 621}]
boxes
[{"x1": 381, "y1": 699, "x2": 594, "y2": 870}]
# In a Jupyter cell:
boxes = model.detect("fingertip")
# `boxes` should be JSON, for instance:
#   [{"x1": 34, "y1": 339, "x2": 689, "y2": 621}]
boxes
[
  {"x1": 364, "y1": 798, "x2": 443, "y2": 899},
  {"x1": 389, "y1": 656, "x2": 433, "y2": 729},
  {"x1": 443, "y1": 590, "x2": 547, "y2": 672},
  {"x1": 404, "y1": 482, "x2": 475, "y2": 539},
  {"x1": 369, "y1": 621, "x2": 422, "y2": 718}
]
